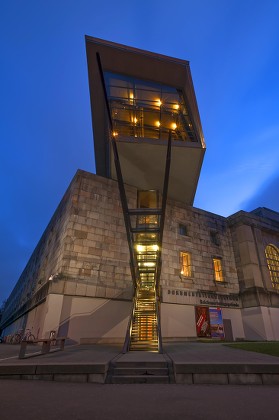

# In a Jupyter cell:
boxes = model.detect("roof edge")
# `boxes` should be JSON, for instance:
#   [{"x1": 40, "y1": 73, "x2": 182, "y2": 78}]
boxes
[{"x1": 85, "y1": 35, "x2": 190, "y2": 66}]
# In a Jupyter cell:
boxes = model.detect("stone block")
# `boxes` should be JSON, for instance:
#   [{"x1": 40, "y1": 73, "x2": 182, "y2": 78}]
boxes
[
  {"x1": 193, "y1": 373, "x2": 228, "y2": 385},
  {"x1": 239, "y1": 241, "x2": 258, "y2": 265},
  {"x1": 76, "y1": 283, "x2": 87, "y2": 296},
  {"x1": 86, "y1": 285, "x2": 97, "y2": 297},
  {"x1": 236, "y1": 225, "x2": 254, "y2": 243},
  {"x1": 0, "y1": 375, "x2": 21, "y2": 380},
  {"x1": 228, "y1": 373, "x2": 262, "y2": 385},
  {"x1": 21, "y1": 374, "x2": 53, "y2": 381},
  {"x1": 175, "y1": 373, "x2": 193, "y2": 384},
  {"x1": 64, "y1": 281, "x2": 76, "y2": 295},
  {"x1": 53, "y1": 374, "x2": 88, "y2": 383},
  {"x1": 105, "y1": 288, "x2": 117, "y2": 298},
  {"x1": 88, "y1": 374, "x2": 106, "y2": 383},
  {"x1": 262, "y1": 374, "x2": 279, "y2": 385},
  {"x1": 74, "y1": 230, "x2": 88, "y2": 239},
  {"x1": 96, "y1": 286, "x2": 106, "y2": 297},
  {"x1": 73, "y1": 245, "x2": 84, "y2": 253},
  {"x1": 36, "y1": 374, "x2": 54, "y2": 381}
]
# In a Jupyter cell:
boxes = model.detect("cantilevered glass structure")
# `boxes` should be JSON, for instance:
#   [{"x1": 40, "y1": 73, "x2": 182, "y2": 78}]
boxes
[
  {"x1": 104, "y1": 72, "x2": 197, "y2": 142},
  {"x1": 86, "y1": 37, "x2": 205, "y2": 206},
  {"x1": 86, "y1": 37, "x2": 206, "y2": 351}
]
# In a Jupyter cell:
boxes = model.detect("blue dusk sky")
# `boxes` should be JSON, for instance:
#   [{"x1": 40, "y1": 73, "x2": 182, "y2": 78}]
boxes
[{"x1": 1, "y1": 0, "x2": 279, "y2": 301}]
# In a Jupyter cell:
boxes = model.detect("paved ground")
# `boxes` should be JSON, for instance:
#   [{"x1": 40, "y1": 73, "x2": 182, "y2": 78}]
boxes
[
  {"x1": 0, "y1": 343, "x2": 120, "y2": 364},
  {"x1": 164, "y1": 341, "x2": 279, "y2": 364},
  {"x1": 1, "y1": 342, "x2": 279, "y2": 419},
  {"x1": 1, "y1": 341, "x2": 279, "y2": 365},
  {"x1": 1, "y1": 380, "x2": 279, "y2": 420}
]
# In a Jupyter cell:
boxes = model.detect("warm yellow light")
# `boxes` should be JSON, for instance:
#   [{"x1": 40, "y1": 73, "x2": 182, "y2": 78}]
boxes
[
  {"x1": 171, "y1": 123, "x2": 177, "y2": 130},
  {"x1": 151, "y1": 245, "x2": 159, "y2": 251},
  {"x1": 129, "y1": 93, "x2": 134, "y2": 99},
  {"x1": 112, "y1": 131, "x2": 118, "y2": 137},
  {"x1": 156, "y1": 99, "x2": 162, "y2": 107},
  {"x1": 132, "y1": 117, "x2": 138, "y2": 124},
  {"x1": 136, "y1": 244, "x2": 145, "y2": 252},
  {"x1": 143, "y1": 262, "x2": 156, "y2": 267},
  {"x1": 174, "y1": 104, "x2": 180, "y2": 110},
  {"x1": 155, "y1": 121, "x2": 161, "y2": 127}
]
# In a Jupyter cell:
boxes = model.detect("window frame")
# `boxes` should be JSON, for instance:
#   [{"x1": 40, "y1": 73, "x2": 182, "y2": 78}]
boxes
[
  {"x1": 265, "y1": 244, "x2": 279, "y2": 290},
  {"x1": 212, "y1": 257, "x2": 224, "y2": 282},
  {"x1": 210, "y1": 230, "x2": 220, "y2": 246},
  {"x1": 178, "y1": 223, "x2": 188, "y2": 236},
  {"x1": 180, "y1": 251, "x2": 192, "y2": 278}
]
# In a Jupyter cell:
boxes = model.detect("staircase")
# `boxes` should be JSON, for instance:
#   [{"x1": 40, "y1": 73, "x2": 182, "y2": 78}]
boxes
[
  {"x1": 96, "y1": 55, "x2": 173, "y2": 355},
  {"x1": 130, "y1": 286, "x2": 158, "y2": 351},
  {"x1": 106, "y1": 355, "x2": 174, "y2": 384},
  {"x1": 128, "y1": 224, "x2": 161, "y2": 352}
]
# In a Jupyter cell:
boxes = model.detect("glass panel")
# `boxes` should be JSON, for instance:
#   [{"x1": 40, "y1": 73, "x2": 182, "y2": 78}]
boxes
[
  {"x1": 213, "y1": 258, "x2": 224, "y2": 282},
  {"x1": 104, "y1": 71, "x2": 197, "y2": 142},
  {"x1": 137, "y1": 190, "x2": 159, "y2": 228},
  {"x1": 180, "y1": 251, "x2": 191, "y2": 277},
  {"x1": 138, "y1": 190, "x2": 158, "y2": 208}
]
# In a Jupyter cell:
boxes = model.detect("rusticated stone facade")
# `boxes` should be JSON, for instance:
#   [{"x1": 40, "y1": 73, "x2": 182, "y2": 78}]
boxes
[
  {"x1": 228, "y1": 209, "x2": 279, "y2": 308},
  {"x1": 1, "y1": 170, "x2": 134, "y2": 332},
  {"x1": 162, "y1": 202, "x2": 239, "y2": 293},
  {"x1": 1, "y1": 170, "x2": 279, "y2": 342}
]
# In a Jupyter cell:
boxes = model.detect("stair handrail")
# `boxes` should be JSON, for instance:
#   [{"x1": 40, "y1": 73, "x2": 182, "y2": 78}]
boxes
[
  {"x1": 122, "y1": 291, "x2": 138, "y2": 353},
  {"x1": 155, "y1": 295, "x2": 163, "y2": 353}
]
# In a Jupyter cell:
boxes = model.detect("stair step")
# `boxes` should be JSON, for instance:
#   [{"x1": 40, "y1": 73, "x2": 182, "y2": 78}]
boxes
[
  {"x1": 130, "y1": 345, "x2": 158, "y2": 350},
  {"x1": 129, "y1": 348, "x2": 159, "y2": 352},
  {"x1": 111, "y1": 375, "x2": 169, "y2": 384},
  {"x1": 113, "y1": 368, "x2": 169, "y2": 376}
]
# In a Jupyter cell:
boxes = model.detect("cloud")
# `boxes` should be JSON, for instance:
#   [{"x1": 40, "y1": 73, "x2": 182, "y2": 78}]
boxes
[{"x1": 241, "y1": 172, "x2": 279, "y2": 213}]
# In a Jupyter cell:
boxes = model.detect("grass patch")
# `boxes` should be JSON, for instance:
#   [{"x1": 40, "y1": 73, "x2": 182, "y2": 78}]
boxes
[{"x1": 224, "y1": 342, "x2": 279, "y2": 357}]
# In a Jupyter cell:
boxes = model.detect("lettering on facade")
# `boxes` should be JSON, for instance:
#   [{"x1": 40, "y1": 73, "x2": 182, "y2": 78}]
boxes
[{"x1": 165, "y1": 288, "x2": 240, "y2": 308}]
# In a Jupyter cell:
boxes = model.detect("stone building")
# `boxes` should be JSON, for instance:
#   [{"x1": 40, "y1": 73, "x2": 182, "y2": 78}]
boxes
[{"x1": 1, "y1": 38, "x2": 279, "y2": 348}]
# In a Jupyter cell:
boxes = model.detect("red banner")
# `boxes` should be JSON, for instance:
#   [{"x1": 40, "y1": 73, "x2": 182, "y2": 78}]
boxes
[{"x1": 195, "y1": 306, "x2": 211, "y2": 337}]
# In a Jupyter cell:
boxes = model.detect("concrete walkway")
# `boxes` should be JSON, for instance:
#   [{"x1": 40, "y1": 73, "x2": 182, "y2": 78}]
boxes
[{"x1": 0, "y1": 341, "x2": 278, "y2": 384}]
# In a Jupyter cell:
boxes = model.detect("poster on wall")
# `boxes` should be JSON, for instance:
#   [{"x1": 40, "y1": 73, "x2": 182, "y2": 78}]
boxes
[
  {"x1": 209, "y1": 307, "x2": 225, "y2": 339},
  {"x1": 195, "y1": 306, "x2": 211, "y2": 337}
]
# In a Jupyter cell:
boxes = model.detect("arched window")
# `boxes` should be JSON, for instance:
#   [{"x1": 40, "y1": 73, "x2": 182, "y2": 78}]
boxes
[{"x1": 265, "y1": 245, "x2": 279, "y2": 290}]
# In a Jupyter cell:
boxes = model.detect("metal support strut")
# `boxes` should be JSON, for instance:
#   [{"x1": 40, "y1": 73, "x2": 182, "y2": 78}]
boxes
[{"x1": 96, "y1": 53, "x2": 172, "y2": 352}]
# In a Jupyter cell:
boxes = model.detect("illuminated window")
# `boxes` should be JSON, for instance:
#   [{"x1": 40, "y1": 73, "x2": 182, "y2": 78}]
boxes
[
  {"x1": 178, "y1": 224, "x2": 188, "y2": 236},
  {"x1": 137, "y1": 190, "x2": 159, "y2": 227},
  {"x1": 180, "y1": 252, "x2": 191, "y2": 277},
  {"x1": 104, "y1": 72, "x2": 197, "y2": 142},
  {"x1": 265, "y1": 245, "x2": 279, "y2": 290},
  {"x1": 213, "y1": 258, "x2": 224, "y2": 282}
]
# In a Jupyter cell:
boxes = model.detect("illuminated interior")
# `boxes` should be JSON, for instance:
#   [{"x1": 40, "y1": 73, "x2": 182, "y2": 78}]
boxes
[
  {"x1": 129, "y1": 190, "x2": 160, "y2": 348},
  {"x1": 135, "y1": 190, "x2": 159, "y2": 289},
  {"x1": 104, "y1": 72, "x2": 197, "y2": 142},
  {"x1": 180, "y1": 251, "x2": 191, "y2": 277},
  {"x1": 213, "y1": 258, "x2": 224, "y2": 282},
  {"x1": 265, "y1": 244, "x2": 279, "y2": 290}
]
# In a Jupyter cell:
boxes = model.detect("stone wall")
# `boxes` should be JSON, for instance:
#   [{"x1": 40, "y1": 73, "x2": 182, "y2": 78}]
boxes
[
  {"x1": 161, "y1": 200, "x2": 239, "y2": 294},
  {"x1": 2, "y1": 169, "x2": 279, "y2": 340},
  {"x1": 57, "y1": 170, "x2": 134, "y2": 300},
  {"x1": 228, "y1": 210, "x2": 279, "y2": 309},
  {"x1": 1, "y1": 169, "x2": 243, "y2": 331}
]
